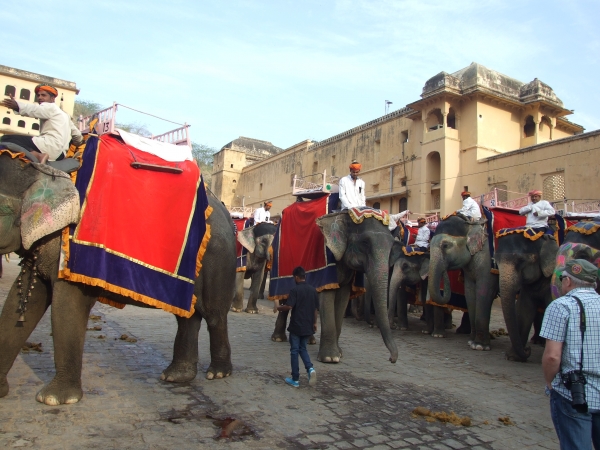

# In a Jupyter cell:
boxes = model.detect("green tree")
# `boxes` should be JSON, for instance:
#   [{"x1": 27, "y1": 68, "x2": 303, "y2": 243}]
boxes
[{"x1": 192, "y1": 142, "x2": 217, "y2": 188}]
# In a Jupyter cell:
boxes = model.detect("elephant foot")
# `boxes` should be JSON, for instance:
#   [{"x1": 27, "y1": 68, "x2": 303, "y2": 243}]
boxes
[
  {"x1": 421, "y1": 329, "x2": 431, "y2": 335},
  {"x1": 308, "y1": 335, "x2": 317, "y2": 345},
  {"x1": 505, "y1": 347, "x2": 531, "y2": 362},
  {"x1": 317, "y1": 346, "x2": 342, "y2": 363},
  {"x1": 36, "y1": 378, "x2": 83, "y2": 405},
  {"x1": 0, "y1": 376, "x2": 8, "y2": 398},
  {"x1": 244, "y1": 308, "x2": 259, "y2": 314},
  {"x1": 160, "y1": 362, "x2": 197, "y2": 383},
  {"x1": 399, "y1": 326, "x2": 408, "y2": 331},
  {"x1": 206, "y1": 362, "x2": 232, "y2": 380},
  {"x1": 271, "y1": 333, "x2": 287, "y2": 342},
  {"x1": 230, "y1": 307, "x2": 242, "y2": 313},
  {"x1": 469, "y1": 342, "x2": 491, "y2": 351},
  {"x1": 432, "y1": 331, "x2": 446, "y2": 338}
]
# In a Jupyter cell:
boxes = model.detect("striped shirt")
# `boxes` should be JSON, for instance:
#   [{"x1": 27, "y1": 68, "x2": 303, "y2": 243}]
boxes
[{"x1": 540, "y1": 287, "x2": 600, "y2": 410}]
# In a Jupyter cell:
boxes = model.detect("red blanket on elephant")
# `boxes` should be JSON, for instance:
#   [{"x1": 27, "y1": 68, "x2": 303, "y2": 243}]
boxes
[{"x1": 59, "y1": 134, "x2": 211, "y2": 318}]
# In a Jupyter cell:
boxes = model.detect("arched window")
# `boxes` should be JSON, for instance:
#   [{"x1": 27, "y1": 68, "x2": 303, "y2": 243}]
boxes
[
  {"x1": 17, "y1": 120, "x2": 25, "y2": 128},
  {"x1": 426, "y1": 109, "x2": 443, "y2": 131},
  {"x1": 447, "y1": 108, "x2": 457, "y2": 129},
  {"x1": 4, "y1": 85, "x2": 16, "y2": 97},
  {"x1": 19, "y1": 89, "x2": 31, "y2": 101},
  {"x1": 399, "y1": 197, "x2": 408, "y2": 211},
  {"x1": 32, "y1": 123, "x2": 40, "y2": 130},
  {"x1": 523, "y1": 115, "x2": 535, "y2": 137},
  {"x1": 2, "y1": 117, "x2": 10, "y2": 125}
]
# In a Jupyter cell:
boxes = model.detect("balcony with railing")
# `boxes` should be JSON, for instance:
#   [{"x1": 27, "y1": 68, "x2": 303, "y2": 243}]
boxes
[{"x1": 292, "y1": 170, "x2": 339, "y2": 197}]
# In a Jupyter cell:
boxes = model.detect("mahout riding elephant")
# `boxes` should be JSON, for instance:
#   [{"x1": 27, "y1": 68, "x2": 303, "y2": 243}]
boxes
[
  {"x1": 495, "y1": 232, "x2": 558, "y2": 362},
  {"x1": 428, "y1": 214, "x2": 498, "y2": 350},
  {"x1": 231, "y1": 222, "x2": 276, "y2": 313},
  {"x1": 0, "y1": 150, "x2": 236, "y2": 405},
  {"x1": 315, "y1": 211, "x2": 398, "y2": 363}
]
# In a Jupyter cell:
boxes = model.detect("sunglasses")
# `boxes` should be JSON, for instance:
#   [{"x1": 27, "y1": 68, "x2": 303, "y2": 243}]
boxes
[{"x1": 559, "y1": 275, "x2": 568, "y2": 282}]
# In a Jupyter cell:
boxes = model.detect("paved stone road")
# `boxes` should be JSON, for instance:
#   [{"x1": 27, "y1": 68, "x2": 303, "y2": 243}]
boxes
[{"x1": 0, "y1": 254, "x2": 558, "y2": 449}]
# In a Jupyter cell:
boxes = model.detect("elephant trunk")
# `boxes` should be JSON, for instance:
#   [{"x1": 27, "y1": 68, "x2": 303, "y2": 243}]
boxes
[
  {"x1": 368, "y1": 261, "x2": 399, "y2": 363},
  {"x1": 498, "y1": 260, "x2": 530, "y2": 361},
  {"x1": 428, "y1": 256, "x2": 451, "y2": 305}
]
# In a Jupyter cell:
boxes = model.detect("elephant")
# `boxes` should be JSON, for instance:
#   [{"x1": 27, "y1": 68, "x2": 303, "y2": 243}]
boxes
[
  {"x1": 314, "y1": 211, "x2": 398, "y2": 363},
  {"x1": 495, "y1": 232, "x2": 558, "y2": 362},
  {"x1": 0, "y1": 151, "x2": 236, "y2": 405},
  {"x1": 231, "y1": 222, "x2": 276, "y2": 313},
  {"x1": 428, "y1": 214, "x2": 498, "y2": 351}
]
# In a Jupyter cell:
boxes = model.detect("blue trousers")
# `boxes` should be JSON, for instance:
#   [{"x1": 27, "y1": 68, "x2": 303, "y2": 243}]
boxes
[
  {"x1": 289, "y1": 333, "x2": 313, "y2": 381},
  {"x1": 550, "y1": 389, "x2": 600, "y2": 450}
]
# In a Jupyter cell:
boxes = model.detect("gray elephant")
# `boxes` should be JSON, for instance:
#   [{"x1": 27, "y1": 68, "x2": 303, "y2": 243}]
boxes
[
  {"x1": 495, "y1": 232, "x2": 558, "y2": 362},
  {"x1": 0, "y1": 151, "x2": 236, "y2": 405},
  {"x1": 315, "y1": 211, "x2": 398, "y2": 363},
  {"x1": 231, "y1": 222, "x2": 276, "y2": 313},
  {"x1": 428, "y1": 214, "x2": 498, "y2": 351}
]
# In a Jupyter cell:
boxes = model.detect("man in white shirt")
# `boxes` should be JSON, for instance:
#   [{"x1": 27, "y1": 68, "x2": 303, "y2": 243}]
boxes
[
  {"x1": 388, "y1": 209, "x2": 410, "y2": 236},
  {"x1": 1, "y1": 84, "x2": 83, "y2": 163},
  {"x1": 339, "y1": 160, "x2": 366, "y2": 209},
  {"x1": 519, "y1": 190, "x2": 555, "y2": 228},
  {"x1": 414, "y1": 218, "x2": 431, "y2": 250},
  {"x1": 254, "y1": 201, "x2": 273, "y2": 224},
  {"x1": 456, "y1": 191, "x2": 482, "y2": 220}
]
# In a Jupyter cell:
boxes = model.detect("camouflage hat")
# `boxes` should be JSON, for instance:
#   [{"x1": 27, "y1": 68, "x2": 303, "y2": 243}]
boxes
[{"x1": 562, "y1": 259, "x2": 599, "y2": 283}]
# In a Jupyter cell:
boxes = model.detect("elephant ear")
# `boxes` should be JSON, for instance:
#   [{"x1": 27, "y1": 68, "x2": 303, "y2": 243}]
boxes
[
  {"x1": 540, "y1": 237, "x2": 559, "y2": 278},
  {"x1": 21, "y1": 174, "x2": 80, "y2": 250},
  {"x1": 237, "y1": 226, "x2": 256, "y2": 253},
  {"x1": 466, "y1": 224, "x2": 485, "y2": 255},
  {"x1": 388, "y1": 241, "x2": 403, "y2": 268},
  {"x1": 419, "y1": 257, "x2": 430, "y2": 280},
  {"x1": 316, "y1": 213, "x2": 347, "y2": 261}
]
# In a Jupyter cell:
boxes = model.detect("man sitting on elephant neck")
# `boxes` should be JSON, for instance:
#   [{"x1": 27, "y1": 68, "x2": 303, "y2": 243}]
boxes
[
  {"x1": 456, "y1": 191, "x2": 481, "y2": 221},
  {"x1": 254, "y1": 201, "x2": 273, "y2": 224},
  {"x1": 339, "y1": 160, "x2": 366, "y2": 209},
  {"x1": 414, "y1": 218, "x2": 430, "y2": 251},
  {"x1": 388, "y1": 209, "x2": 410, "y2": 239},
  {"x1": 1, "y1": 84, "x2": 83, "y2": 164},
  {"x1": 519, "y1": 190, "x2": 555, "y2": 229}
]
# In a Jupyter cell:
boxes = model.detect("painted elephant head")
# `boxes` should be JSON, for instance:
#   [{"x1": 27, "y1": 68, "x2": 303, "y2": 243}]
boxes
[
  {"x1": 495, "y1": 233, "x2": 558, "y2": 361},
  {"x1": 551, "y1": 240, "x2": 600, "y2": 300},
  {"x1": 237, "y1": 222, "x2": 277, "y2": 273},
  {"x1": 317, "y1": 211, "x2": 398, "y2": 363},
  {"x1": 0, "y1": 152, "x2": 80, "y2": 254},
  {"x1": 428, "y1": 215, "x2": 487, "y2": 305}
]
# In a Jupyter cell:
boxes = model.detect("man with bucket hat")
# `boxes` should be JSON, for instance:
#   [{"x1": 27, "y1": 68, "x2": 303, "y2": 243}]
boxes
[{"x1": 540, "y1": 259, "x2": 600, "y2": 449}]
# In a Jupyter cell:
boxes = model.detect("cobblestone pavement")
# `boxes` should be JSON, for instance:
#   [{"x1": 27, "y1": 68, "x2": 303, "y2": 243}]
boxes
[{"x1": 0, "y1": 254, "x2": 558, "y2": 449}]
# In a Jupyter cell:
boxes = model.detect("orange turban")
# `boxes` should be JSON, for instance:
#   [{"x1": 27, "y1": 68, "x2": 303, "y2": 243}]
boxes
[
  {"x1": 418, "y1": 217, "x2": 426, "y2": 223},
  {"x1": 34, "y1": 84, "x2": 58, "y2": 97},
  {"x1": 349, "y1": 162, "x2": 362, "y2": 171},
  {"x1": 264, "y1": 201, "x2": 273, "y2": 207},
  {"x1": 528, "y1": 190, "x2": 542, "y2": 196},
  {"x1": 461, "y1": 191, "x2": 471, "y2": 196}
]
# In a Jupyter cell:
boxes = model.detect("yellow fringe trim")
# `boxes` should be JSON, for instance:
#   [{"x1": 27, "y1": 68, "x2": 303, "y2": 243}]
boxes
[
  {"x1": 267, "y1": 282, "x2": 341, "y2": 301},
  {"x1": 495, "y1": 228, "x2": 545, "y2": 241},
  {"x1": 426, "y1": 299, "x2": 468, "y2": 312},
  {"x1": 268, "y1": 294, "x2": 288, "y2": 301},
  {"x1": 266, "y1": 246, "x2": 274, "y2": 271},
  {"x1": 403, "y1": 247, "x2": 425, "y2": 256},
  {"x1": 348, "y1": 209, "x2": 390, "y2": 226},
  {"x1": 567, "y1": 223, "x2": 600, "y2": 235},
  {"x1": 0, "y1": 149, "x2": 31, "y2": 163},
  {"x1": 441, "y1": 212, "x2": 457, "y2": 221},
  {"x1": 490, "y1": 268, "x2": 499, "y2": 275},
  {"x1": 236, "y1": 267, "x2": 247, "y2": 272},
  {"x1": 350, "y1": 287, "x2": 367, "y2": 299},
  {"x1": 98, "y1": 297, "x2": 126, "y2": 309}
]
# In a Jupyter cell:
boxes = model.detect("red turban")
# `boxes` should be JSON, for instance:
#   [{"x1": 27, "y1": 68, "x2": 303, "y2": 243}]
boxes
[
  {"x1": 349, "y1": 162, "x2": 362, "y2": 171},
  {"x1": 461, "y1": 191, "x2": 471, "y2": 196},
  {"x1": 34, "y1": 84, "x2": 58, "y2": 97},
  {"x1": 529, "y1": 190, "x2": 542, "y2": 196}
]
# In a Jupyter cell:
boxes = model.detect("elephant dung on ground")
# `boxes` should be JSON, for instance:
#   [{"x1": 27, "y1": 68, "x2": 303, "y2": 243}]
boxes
[
  {"x1": 0, "y1": 151, "x2": 236, "y2": 405},
  {"x1": 232, "y1": 222, "x2": 276, "y2": 313},
  {"x1": 496, "y1": 232, "x2": 558, "y2": 362},
  {"x1": 314, "y1": 211, "x2": 398, "y2": 364},
  {"x1": 428, "y1": 214, "x2": 498, "y2": 351}
]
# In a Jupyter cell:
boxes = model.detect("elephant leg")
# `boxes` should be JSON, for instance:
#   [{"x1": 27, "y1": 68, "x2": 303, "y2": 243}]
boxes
[
  {"x1": 431, "y1": 306, "x2": 446, "y2": 338},
  {"x1": 456, "y1": 311, "x2": 471, "y2": 334},
  {"x1": 258, "y1": 270, "x2": 268, "y2": 299},
  {"x1": 204, "y1": 311, "x2": 232, "y2": 379},
  {"x1": 271, "y1": 306, "x2": 289, "y2": 342},
  {"x1": 464, "y1": 279, "x2": 479, "y2": 347},
  {"x1": 507, "y1": 291, "x2": 537, "y2": 361},
  {"x1": 397, "y1": 289, "x2": 409, "y2": 331},
  {"x1": 318, "y1": 287, "x2": 347, "y2": 363},
  {"x1": 245, "y1": 270, "x2": 264, "y2": 314},
  {"x1": 161, "y1": 312, "x2": 202, "y2": 382},
  {"x1": 0, "y1": 274, "x2": 51, "y2": 398},
  {"x1": 422, "y1": 304, "x2": 434, "y2": 335},
  {"x1": 530, "y1": 309, "x2": 545, "y2": 346},
  {"x1": 468, "y1": 278, "x2": 493, "y2": 351},
  {"x1": 231, "y1": 272, "x2": 245, "y2": 312},
  {"x1": 333, "y1": 286, "x2": 351, "y2": 353},
  {"x1": 36, "y1": 281, "x2": 96, "y2": 405},
  {"x1": 351, "y1": 295, "x2": 364, "y2": 321}
]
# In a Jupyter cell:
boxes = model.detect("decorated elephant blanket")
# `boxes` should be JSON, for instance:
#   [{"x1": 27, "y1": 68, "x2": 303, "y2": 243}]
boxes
[
  {"x1": 234, "y1": 218, "x2": 251, "y2": 272},
  {"x1": 58, "y1": 134, "x2": 211, "y2": 318}
]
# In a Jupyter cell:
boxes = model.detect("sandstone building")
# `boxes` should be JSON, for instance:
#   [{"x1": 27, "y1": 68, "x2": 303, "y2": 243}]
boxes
[
  {"x1": 212, "y1": 62, "x2": 596, "y2": 217},
  {"x1": 1, "y1": 65, "x2": 79, "y2": 137}
]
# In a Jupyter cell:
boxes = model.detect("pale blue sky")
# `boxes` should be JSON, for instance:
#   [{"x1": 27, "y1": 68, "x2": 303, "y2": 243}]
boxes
[{"x1": 3, "y1": 0, "x2": 599, "y2": 150}]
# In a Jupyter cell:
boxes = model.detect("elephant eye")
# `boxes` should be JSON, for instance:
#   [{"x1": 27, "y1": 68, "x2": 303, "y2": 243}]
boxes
[{"x1": 402, "y1": 263, "x2": 409, "y2": 271}]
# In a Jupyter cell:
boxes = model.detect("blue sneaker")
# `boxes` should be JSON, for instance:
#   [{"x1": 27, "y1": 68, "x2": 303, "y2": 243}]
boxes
[
  {"x1": 308, "y1": 368, "x2": 316, "y2": 386},
  {"x1": 285, "y1": 377, "x2": 299, "y2": 388}
]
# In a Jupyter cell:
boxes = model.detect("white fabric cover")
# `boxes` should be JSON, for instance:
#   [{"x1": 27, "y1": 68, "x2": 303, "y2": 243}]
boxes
[{"x1": 116, "y1": 128, "x2": 193, "y2": 162}]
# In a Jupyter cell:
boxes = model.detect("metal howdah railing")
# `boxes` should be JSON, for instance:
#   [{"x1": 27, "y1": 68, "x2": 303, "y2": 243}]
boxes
[{"x1": 292, "y1": 170, "x2": 340, "y2": 195}]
